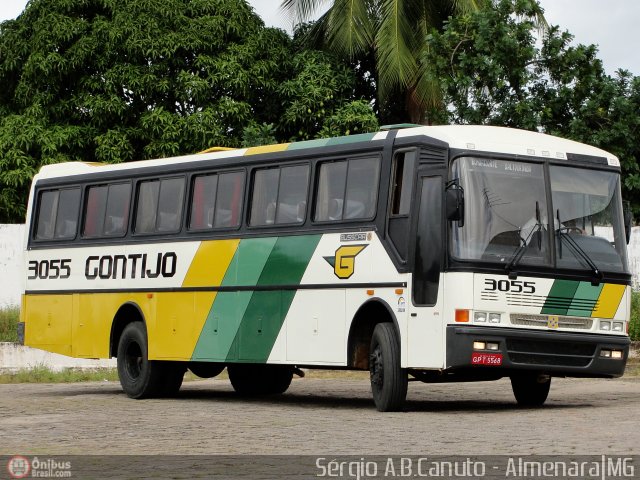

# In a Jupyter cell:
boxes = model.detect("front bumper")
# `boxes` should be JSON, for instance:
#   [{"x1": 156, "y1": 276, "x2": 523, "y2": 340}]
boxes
[{"x1": 446, "y1": 325, "x2": 630, "y2": 378}]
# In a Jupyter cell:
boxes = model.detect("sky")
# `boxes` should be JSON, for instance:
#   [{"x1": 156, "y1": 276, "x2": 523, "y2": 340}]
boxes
[{"x1": 0, "y1": 0, "x2": 638, "y2": 75}]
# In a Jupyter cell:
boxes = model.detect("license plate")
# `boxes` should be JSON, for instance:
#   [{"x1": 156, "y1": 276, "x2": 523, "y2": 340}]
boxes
[{"x1": 471, "y1": 352, "x2": 503, "y2": 366}]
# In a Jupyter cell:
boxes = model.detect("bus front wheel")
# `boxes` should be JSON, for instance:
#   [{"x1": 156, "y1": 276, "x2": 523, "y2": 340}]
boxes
[
  {"x1": 510, "y1": 373, "x2": 551, "y2": 407},
  {"x1": 369, "y1": 323, "x2": 408, "y2": 412},
  {"x1": 117, "y1": 321, "x2": 185, "y2": 398}
]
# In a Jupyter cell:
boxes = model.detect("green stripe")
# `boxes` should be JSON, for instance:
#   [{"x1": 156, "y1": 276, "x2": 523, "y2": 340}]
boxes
[
  {"x1": 325, "y1": 132, "x2": 376, "y2": 146},
  {"x1": 192, "y1": 238, "x2": 277, "y2": 361},
  {"x1": 541, "y1": 279, "x2": 579, "y2": 315},
  {"x1": 227, "y1": 235, "x2": 321, "y2": 362},
  {"x1": 566, "y1": 282, "x2": 603, "y2": 317},
  {"x1": 286, "y1": 138, "x2": 330, "y2": 150}
]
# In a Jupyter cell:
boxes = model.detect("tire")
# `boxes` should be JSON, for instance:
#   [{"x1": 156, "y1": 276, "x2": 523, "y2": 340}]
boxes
[
  {"x1": 510, "y1": 373, "x2": 551, "y2": 407},
  {"x1": 369, "y1": 322, "x2": 408, "y2": 412},
  {"x1": 228, "y1": 364, "x2": 293, "y2": 395},
  {"x1": 116, "y1": 321, "x2": 185, "y2": 399},
  {"x1": 188, "y1": 362, "x2": 225, "y2": 379}
]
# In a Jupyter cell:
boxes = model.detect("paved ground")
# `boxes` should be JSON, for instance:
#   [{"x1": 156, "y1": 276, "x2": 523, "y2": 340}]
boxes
[{"x1": 1, "y1": 372, "x2": 639, "y2": 456}]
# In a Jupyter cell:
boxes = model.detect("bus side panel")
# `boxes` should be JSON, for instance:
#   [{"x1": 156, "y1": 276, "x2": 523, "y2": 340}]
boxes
[
  {"x1": 74, "y1": 293, "x2": 155, "y2": 359},
  {"x1": 24, "y1": 294, "x2": 73, "y2": 356}
]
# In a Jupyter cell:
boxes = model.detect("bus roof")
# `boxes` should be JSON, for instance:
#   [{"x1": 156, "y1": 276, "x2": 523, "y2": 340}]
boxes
[{"x1": 34, "y1": 125, "x2": 619, "y2": 179}]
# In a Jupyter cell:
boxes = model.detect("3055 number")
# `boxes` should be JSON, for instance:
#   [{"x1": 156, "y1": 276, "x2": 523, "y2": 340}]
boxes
[
  {"x1": 484, "y1": 278, "x2": 535, "y2": 294},
  {"x1": 27, "y1": 259, "x2": 71, "y2": 280}
]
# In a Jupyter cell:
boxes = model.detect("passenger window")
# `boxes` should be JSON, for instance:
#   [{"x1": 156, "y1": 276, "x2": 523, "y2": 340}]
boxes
[
  {"x1": 215, "y1": 171, "x2": 244, "y2": 228},
  {"x1": 135, "y1": 177, "x2": 185, "y2": 234},
  {"x1": 35, "y1": 188, "x2": 81, "y2": 240},
  {"x1": 315, "y1": 157, "x2": 380, "y2": 222},
  {"x1": 189, "y1": 171, "x2": 245, "y2": 230},
  {"x1": 84, "y1": 183, "x2": 130, "y2": 237},
  {"x1": 250, "y1": 165, "x2": 309, "y2": 226}
]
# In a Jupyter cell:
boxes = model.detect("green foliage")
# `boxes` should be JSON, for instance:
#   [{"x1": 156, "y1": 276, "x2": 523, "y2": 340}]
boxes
[
  {"x1": 283, "y1": 0, "x2": 544, "y2": 124},
  {"x1": 423, "y1": 0, "x2": 640, "y2": 211},
  {"x1": 0, "y1": 0, "x2": 377, "y2": 222},
  {"x1": 0, "y1": 307, "x2": 19, "y2": 343},
  {"x1": 630, "y1": 291, "x2": 640, "y2": 341}
]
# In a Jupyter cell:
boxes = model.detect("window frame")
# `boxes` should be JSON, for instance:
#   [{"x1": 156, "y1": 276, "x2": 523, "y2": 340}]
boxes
[
  {"x1": 81, "y1": 181, "x2": 132, "y2": 239},
  {"x1": 312, "y1": 154, "x2": 382, "y2": 225},
  {"x1": 132, "y1": 175, "x2": 187, "y2": 237},
  {"x1": 32, "y1": 186, "x2": 82, "y2": 242},
  {"x1": 247, "y1": 163, "x2": 311, "y2": 228},
  {"x1": 186, "y1": 169, "x2": 246, "y2": 233}
]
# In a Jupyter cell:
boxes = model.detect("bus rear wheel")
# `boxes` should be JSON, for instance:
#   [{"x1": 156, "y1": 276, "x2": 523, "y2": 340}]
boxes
[
  {"x1": 369, "y1": 323, "x2": 407, "y2": 412},
  {"x1": 228, "y1": 364, "x2": 293, "y2": 395},
  {"x1": 116, "y1": 321, "x2": 185, "y2": 398},
  {"x1": 510, "y1": 373, "x2": 551, "y2": 407}
]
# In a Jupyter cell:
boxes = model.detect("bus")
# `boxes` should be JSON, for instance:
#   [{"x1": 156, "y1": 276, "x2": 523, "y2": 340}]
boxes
[{"x1": 19, "y1": 125, "x2": 632, "y2": 411}]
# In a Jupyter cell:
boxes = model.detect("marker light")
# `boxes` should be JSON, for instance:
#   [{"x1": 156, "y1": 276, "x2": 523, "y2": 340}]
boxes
[{"x1": 456, "y1": 310, "x2": 470, "y2": 323}]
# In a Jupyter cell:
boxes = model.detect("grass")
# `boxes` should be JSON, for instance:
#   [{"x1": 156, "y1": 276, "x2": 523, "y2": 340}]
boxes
[
  {"x1": 0, "y1": 365, "x2": 119, "y2": 384},
  {"x1": 0, "y1": 306, "x2": 19, "y2": 342},
  {"x1": 630, "y1": 291, "x2": 640, "y2": 341}
]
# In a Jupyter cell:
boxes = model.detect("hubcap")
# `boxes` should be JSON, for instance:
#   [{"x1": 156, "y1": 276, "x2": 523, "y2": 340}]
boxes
[
  {"x1": 125, "y1": 341, "x2": 143, "y2": 380},
  {"x1": 370, "y1": 345, "x2": 383, "y2": 388}
]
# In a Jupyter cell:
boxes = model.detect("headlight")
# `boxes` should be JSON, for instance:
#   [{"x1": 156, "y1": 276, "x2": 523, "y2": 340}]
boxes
[
  {"x1": 474, "y1": 312, "x2": 487, "y2": 322},
  {"x1": 488, "y1": 313, "x2": 501, "y2": 324},
  {"x1": 612, "y1": 322, "x2": 624, "y2": 332},
  {"x1": 599, "y1": 320, "x2": 611, "y2": 331}
]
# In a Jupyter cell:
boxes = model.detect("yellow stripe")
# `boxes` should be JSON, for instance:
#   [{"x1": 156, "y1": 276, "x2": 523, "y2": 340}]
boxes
[
  {"x1": 245, "y1": 143, "x2": 290, "y2": 155},
  {"x1": 592, "y1": 284, "x2": 626, "y2": 319},
  {"x1": 182, "y1": 239, "x2": 240, "y2": 287}
]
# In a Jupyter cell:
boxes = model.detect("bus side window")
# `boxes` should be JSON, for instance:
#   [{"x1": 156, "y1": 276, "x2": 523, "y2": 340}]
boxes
[
  {"x1": 157, "y1": 178, "x2": 185, "y2": 232},
  {"x1": 83, "y1": 182, "x2": 131, "y2": 238},
  {"x1": 134, "y1": 177, "x2": 184, "y2": 234},
  {"x1": 390, "y1": 150, "x2": 416, "y2": 216},
  {"x1": 315, "y1": 157, "x2": 380, "y2": 222},
  {"x1": 35, "y1": 188, "x2": 81, "y2": 241},
  {"x1": 250, "y1": 166, "x2": 309, "y2": 226},
  {"x1": 215, "y1": 171, "x2": 244, "y2": 228},
  {"x1": 190, "y1": 174, "x2": 219, "y2": 230}
]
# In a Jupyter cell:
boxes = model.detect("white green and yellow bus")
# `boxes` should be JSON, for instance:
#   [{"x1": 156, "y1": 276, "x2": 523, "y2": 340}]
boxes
[{"x1": 19, "y1": 125, "x2": 632, "y2": 411}]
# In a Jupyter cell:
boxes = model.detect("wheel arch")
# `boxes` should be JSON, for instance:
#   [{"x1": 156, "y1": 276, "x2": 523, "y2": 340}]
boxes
[
  {"x1": 109, "y1": 302, "x2": 146, "y2": 358},
  {"x1": 346, "y1": 298, "x2": 400, "y2": 369}
]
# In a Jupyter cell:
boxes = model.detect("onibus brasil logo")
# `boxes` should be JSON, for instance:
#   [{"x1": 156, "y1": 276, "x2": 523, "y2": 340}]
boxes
[{"x1": 324, "y1": 245, "x2": 367, "y2": 279}]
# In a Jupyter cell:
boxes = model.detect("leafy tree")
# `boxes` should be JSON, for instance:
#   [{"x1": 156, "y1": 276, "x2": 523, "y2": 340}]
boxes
[
  {"x1": 282, "y1": 0, "x2": 546, "y2": 124},
  {"x1": 423, "y1": 0, "x2": 640, "y2": 210},
  {"x1": 0, "y1": 0, "x2": 377, "y2": 223}
]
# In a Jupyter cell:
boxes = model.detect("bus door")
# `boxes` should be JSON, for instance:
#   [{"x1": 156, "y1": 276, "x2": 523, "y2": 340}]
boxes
[{"x1": 407, "y1": 170, "x2": 446, "y2": 368}]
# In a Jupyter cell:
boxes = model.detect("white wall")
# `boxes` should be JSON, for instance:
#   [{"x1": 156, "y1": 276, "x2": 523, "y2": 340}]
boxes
[
  {"x1": 0, "y1": 224, "x2": 24, "y2": 308},
  {"x1": 2, "y1": 224, "x2": 640, "y2": 308}
]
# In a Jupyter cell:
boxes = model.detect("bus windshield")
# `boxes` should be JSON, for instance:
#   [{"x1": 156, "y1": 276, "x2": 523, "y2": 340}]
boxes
[{"x1": 450, "y1": 157, "x2": 628, "y2": 274}]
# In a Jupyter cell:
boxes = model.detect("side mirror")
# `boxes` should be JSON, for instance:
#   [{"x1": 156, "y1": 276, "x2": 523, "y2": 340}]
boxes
[
  {"x1": 623, "y1": 201, "x2": 632, "y2": 244},
  {"x1": 446, "y1": 182, "x2": 464, "y2": 227}
]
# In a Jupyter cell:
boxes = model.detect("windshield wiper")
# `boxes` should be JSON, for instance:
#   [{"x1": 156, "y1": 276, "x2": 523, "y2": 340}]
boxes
[
  {"x1": 505, "y1": 222, "x2": 542, "y2": 278},
  {"x1": 555, "y1": 209, "x2": 602, "y2": 285},
  {"x1": 505, "y1": 202, "x2": 543, "y2": 278}
]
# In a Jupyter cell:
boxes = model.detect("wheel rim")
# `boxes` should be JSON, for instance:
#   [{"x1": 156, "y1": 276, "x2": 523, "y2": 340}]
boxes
[
  {"x1": 124, "y1": 341, "x2": 143, "y2": 381},
  {"x1": 370, "y1": 344, "x2": 384, "y2": 391}
]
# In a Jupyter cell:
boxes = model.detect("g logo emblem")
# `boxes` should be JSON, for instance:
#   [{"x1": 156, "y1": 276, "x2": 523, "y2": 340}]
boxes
[{"x1": 324, "y1": 245, "x2": 367, "y2": 279}]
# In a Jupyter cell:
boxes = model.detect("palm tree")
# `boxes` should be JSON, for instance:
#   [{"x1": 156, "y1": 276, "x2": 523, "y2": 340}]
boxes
[{"x1": 281, "y1": 0, "x2": 545, "y2": 124}]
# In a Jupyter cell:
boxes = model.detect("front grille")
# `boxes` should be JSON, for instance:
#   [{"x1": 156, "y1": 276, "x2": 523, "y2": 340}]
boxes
[
  {"x1": 506, "y1": 338, "x2": 595, "y2": 367},
  {"x1": 510, "y1": 313, "x2": 593, "y2": 330}
]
